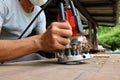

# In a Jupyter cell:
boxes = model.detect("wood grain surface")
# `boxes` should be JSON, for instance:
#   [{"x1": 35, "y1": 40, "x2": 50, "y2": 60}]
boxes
[{"x1": 0, "y1": 54, "x2": 120, "y2": 80}]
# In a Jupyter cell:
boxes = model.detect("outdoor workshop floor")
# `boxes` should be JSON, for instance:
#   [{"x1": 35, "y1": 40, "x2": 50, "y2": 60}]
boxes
[{"x1": 0, "y1": 52, "x2": 120, "y2": 80}]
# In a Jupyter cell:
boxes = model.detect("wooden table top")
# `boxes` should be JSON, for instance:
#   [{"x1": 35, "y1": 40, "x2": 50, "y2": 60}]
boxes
[{"x1": 0, "y1": 54, "x2": 120, "y2": 80}]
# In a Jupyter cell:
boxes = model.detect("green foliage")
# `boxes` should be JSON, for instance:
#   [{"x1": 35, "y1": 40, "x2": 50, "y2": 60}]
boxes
[{"x1": 97, "y1": 25, "x2": 120, "y2": 50}]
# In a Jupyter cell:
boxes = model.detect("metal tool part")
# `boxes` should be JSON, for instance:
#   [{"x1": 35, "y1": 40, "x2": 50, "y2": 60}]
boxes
[
  {"x1": 56, "y1": 0, "x2": 92, "y2": 63},
  {"x1": 56, "y1": 36, "x2": 92, "y2": 63}
]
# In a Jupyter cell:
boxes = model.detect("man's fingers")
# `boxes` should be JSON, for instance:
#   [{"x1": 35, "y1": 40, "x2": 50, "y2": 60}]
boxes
[
  {"x1": 55, "y1": 29, "x2": 72, "y2": 38},
  {"x1": 50, "y1": 21, "x2": 72, "y2": 30},
  {"x1": 48, "y1": 22, "x2": 73, "y2": 38},
  {"x1": 56, "y1": 36, "x2": 71, "y2": 46}
]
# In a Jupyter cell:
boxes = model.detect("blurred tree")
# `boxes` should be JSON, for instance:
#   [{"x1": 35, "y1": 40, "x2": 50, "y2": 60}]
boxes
[{"x1": 97, "y1": 25, "x2": 120, "y2": 50}]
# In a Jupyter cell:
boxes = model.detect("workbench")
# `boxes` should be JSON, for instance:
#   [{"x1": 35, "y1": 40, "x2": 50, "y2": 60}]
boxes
[{"x1": 0, "y1": 54, "x2": 120, "y2": 80}]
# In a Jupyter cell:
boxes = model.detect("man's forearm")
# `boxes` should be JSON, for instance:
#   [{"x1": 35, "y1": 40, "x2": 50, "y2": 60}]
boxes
[{"x1": 0, "y1": 35, "x2": 41, "y2": 62}]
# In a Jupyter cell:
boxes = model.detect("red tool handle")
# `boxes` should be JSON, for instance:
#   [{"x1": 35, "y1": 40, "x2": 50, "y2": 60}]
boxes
[{"x1": 57, "y1": 9, "x2": 80, "y2": 36}]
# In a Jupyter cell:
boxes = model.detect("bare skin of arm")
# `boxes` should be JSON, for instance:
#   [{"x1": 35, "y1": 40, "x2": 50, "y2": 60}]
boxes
[
  {"x1": 0, "y1": 22, "x2": 72, "y2": 62},
  {"x1": 0, "y1": 0, "x2": 72, "y2": 62},
  {"x1": 0, "y1": 35, "x2": 40, "y2": 62}
]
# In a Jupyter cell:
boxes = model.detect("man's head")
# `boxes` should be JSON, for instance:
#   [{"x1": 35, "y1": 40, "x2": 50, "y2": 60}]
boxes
[{"x1": 30, "y1": 0, "x2": 48, "y2": 6}]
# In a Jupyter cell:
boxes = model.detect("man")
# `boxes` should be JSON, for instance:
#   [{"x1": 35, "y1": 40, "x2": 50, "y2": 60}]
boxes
[{"x1": 0, "y1": 0, "x2": 72, "y2": 62}]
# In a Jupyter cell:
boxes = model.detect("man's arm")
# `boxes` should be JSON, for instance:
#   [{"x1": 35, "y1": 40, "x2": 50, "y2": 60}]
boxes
[
  {"x1": 0, "y1": 22, "x2": 72, "y2": 62},
  {"x1": 0, "y1": 35, "x2": 41, "y2": 62}
]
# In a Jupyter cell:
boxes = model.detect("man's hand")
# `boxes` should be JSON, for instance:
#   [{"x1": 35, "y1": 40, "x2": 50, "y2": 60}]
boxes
[{"x1": 38, "y1": 21, "x2": 72, "y2": 52}]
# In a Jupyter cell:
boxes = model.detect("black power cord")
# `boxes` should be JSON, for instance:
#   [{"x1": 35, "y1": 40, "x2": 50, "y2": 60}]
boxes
[
  {"x1": 18, "y1": 0, "x2": 53, "y2": 39},
  {"x1": 0, "y1": 0, "x2": 53, "y2": 64}
]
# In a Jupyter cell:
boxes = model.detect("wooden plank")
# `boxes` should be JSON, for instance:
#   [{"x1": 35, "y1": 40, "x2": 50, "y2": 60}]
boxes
[
  {"x1": 82, "y1": 3, "x2": 113, "y2": 7},
  {"x1": 73, "y1": 0, "x2": 97, "y2": 26},
  {"x1": 0, "y1": 54, "x2": 120, "y2": 80},
  {"x1": 79, "y1": 0, "x2": 111, "y2": 3},
  {"x1": 91, "y1": 13, "x2": 114, "y2": 17},
  {"x1": 93, "y1": 54, "x2": 120, "y2": 80},
  {"x1": 74, "y1": 0, "x2": 119, "y2": 26}
]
